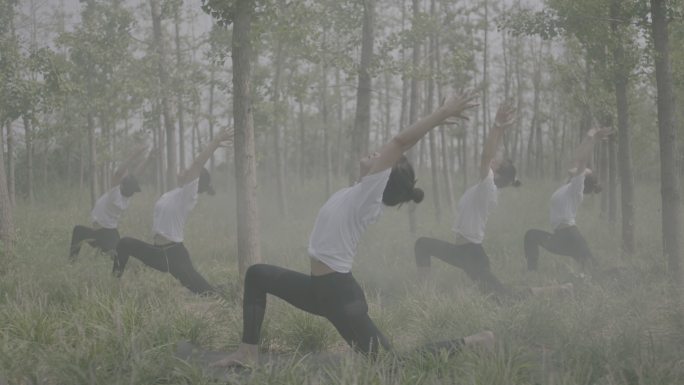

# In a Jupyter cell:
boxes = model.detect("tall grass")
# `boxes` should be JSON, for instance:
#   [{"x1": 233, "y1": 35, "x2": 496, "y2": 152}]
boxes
[{"x1": 0, "y1": 175, "x2": 682, "y2": 384}]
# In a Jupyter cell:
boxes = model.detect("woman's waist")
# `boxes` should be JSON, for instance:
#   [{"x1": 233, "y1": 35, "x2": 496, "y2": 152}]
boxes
[{"x1": 153, "y1": 233, "x2": 182, "y2": 246}]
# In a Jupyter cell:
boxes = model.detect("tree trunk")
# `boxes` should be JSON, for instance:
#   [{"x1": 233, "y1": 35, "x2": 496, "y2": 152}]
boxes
[
  {"x1": 598, "y1": 139, "x2": 607, "y2": 218},
  {"x1": 512, "y1": 30, "x2": 523, "y2": 170},
  {"x1": 398, "y1": 0, "x2": 408, "y2": 138},
  {"x1": 335, "y1": 68, "x2": 345, "y2": 177},
  {"x1": 611, "y1": 0, "x2": 635, "y2": 254},
  {"x1": 233, "y1": 0, "x2": 262, "y2": 278},
  {"x1": 427, "y1": 0, "x2": 440, "y2": 222},
  {"x1": 407, "y1": 0, "x2": 421, "y2": 234},
  {"x1": 321, "y1": 51, "x2": 332, "y2": 197},
  {"x1": 383, "y1": 72, "x2": 391, "y2": 143},
  {"x1": 298, "y1": 98, "x2": 306, "y2": 179},
  {"x1": 349, "y1": 0, "x2": 375, "y2": 183},
  {"x1": 208, "y1": 65, "x2": 216, "y2": 172},
  {"x1": 174, "y1": 3, "x2": 186, "y2": 171},
  {"x1": 608, "y1": 136, "x2": 618, "y2": 223},
  {"x1": 271, "y1": 38, "x2": 287, "y2": 217},
  {"x1": 535, "y1": 44, "x2": 545, "y2": 179},
  {"x1": 23, "y1": 116, "x2": 34, "y2": 203},
  {"x1": 6, "y1": 122, "x2": 14, "y2": 206},
  {"x1": 0, "y1": 120, "x2": 14, "y2": 272},
  {"x1": 87, "y1": 113, "x2": 97, "y2": 208},
  {"x1": 481, "y1": 0, "x2": 489, "y2": 149},
  {"x1": 650, "y1": 0, "x2": 681, "y2": 284},
  {"x1": 150, "y1": 0, "x2": 177, "y2": 190}
]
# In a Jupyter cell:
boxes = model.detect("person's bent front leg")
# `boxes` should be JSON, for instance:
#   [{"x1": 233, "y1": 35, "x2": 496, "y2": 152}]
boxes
[
  {"x1": 70, "y1": 225, "x2": 96, "y2": 261},
  {"x1": 524, "y1": 229, "x2": 552, "y2": 271},
  {"x1": 113, "y1": 237, "x2": 157, "y2": 277}
]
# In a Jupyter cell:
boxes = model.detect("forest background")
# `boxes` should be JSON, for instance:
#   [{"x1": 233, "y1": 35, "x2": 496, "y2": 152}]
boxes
[{"x1": 0, "y1": 0, "x2": 683, "y2": 383}]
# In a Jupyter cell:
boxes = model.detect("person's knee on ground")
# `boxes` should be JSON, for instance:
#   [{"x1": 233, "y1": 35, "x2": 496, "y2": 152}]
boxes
[
  {"x1": 112, "y1": 237, "x2": 136, "y2": 277},
  {"x1": 69, "y1": 225, "x2": 93, "y2": 260},
  {"x1": 211, "y1": 342, "x2": 259, "y2": 368}
]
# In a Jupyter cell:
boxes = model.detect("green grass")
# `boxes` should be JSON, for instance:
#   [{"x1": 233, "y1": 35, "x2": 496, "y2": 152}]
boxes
[{"x1": 0, "y1": 174, "x2": 682, "y2": 384}]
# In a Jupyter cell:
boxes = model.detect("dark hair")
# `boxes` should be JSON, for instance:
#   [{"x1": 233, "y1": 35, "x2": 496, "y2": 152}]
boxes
[
  {"x1": 120, "y1": 174, "x2": 141, "y2": 197},
  {"x1": 198, "y1": 167, "x2": 215, "y2": 195},
  {"x1": 494, "y1": 159, "x2": 519, "y2": 188},
  {"x1": 583, "y1": 173, "x2": 601, "y2": 194},
  {"x1": 382, "y1": 156, "x2": 424, "y2": 207}
]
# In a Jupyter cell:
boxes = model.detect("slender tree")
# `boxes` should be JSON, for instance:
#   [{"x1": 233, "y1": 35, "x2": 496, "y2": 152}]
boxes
[
  {"x1": 650, "y1": 0, "x2": 681, "y2": 284},
  {"x1": 610, "y1": 0, "x2": 635, "y2": 254},
  {"x1": 203, "y1": 0, "x2": 262, "y2": 277},
  {"x1": 150, "y1": 0, "x2": 177, "y2": 189},
  {"x1": 349, "y1": 0, "x2": 375, "y2": 183}
]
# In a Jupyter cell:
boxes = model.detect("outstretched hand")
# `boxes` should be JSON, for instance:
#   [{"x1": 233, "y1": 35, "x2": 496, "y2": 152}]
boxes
[
  {"x1": 587, "y1": 126, "x2": 613, "y2": 139},
  {"x1": 440, "y1": 89, "x2": 479, "y2": 121},
  {"x1": 493, "y1": 101, "x2": 516, "y2": 130},
  {"x1": 216, "y1": 127, "x2": 234, "y2": 147}
]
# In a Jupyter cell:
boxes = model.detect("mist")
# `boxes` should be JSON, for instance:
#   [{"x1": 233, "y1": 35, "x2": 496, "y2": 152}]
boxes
[{"x1": 0, "y1": 0, "x2": 682, "y2": 383}]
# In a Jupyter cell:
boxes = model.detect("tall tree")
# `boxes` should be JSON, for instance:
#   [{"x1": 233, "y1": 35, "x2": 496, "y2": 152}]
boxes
[
  {"x1": 173, "y1": 0, "x2": 186, "y2": 171},
  {"x1": 0, "y1": 121, "x2": 14, "y2": 270},
  {"x1": 349, "y1": 0, "x2": 375, "y2": 183},
  {"x1": 650, "y1": 0, "x2": 681, "y2": 284},
  {"x1": 203, "y1": 0, "x2": 262, "y2": 277},
  {"x1": 150, "y1": 0, "x2": 177, "y2": 189},
  {"x1": 610, "y1": 0, "x2": 635, "y2": 254}
]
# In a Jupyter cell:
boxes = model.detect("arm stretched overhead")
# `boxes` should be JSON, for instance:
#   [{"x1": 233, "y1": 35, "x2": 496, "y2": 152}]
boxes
[
  {"x1": 176, "y1": 128, "x2": 233, "y2": 186},
  {"x1": 480, "y1": 102, "x2": 515, "y2": 180},
  {"x1": 570, "y1": 127, "x2": 613, "y2": 176},
  {"x1": 366, "y1": 90, "x2": 478, "y2": 177}
]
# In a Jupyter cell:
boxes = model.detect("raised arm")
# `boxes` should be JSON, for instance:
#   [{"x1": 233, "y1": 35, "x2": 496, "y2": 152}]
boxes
[
  {"x1": 177, "y1": 128, "x2": 233, "y2": 186},
  {"x1": 366, "y1": 90, "x2": 478, "y2": 176},
  {"x1": 111, "y1": 144, "x2": 148, "y2": 186},
  {"x1": 480, "y1": 102, "x2": 515, "y2": 180},
  {"x1": 570, "y1": 127, "x2": 612, "y2": 176}
]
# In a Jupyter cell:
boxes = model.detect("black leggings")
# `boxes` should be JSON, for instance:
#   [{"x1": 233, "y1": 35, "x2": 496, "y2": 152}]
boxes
[
  {"x1": 69, "y1": 225, "x2": 120, "y2": 260},
  {"x1": 524, "y1": 226, "x2": 595, "y2": 271},
  {"x1": 414, "y1": 237, "x2": 508, "y2": 297},
  {"x1": 242, "y1": 264, "x2": 464, "y2": 357},
  {"x1": 113, "y1": 237, "x2": 215, "y2": 295}
]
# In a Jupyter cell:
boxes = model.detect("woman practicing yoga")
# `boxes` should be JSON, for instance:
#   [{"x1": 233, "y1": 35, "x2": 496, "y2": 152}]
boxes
[
  {"x1": 112, "y1": 129, "x2": 232, "y2": 295},
  {"x1": 69, "y1": 144, "x2": 149, "y2": 261},
  {"x1": 523, "y1": 126, "x2": 611, "y2": 273},
  {"x1": 413, "y1": 102, "x2": 520, "y2": 298},
  {"x1": 214, "y1": 91, "x2": 494, "y2": 367}
]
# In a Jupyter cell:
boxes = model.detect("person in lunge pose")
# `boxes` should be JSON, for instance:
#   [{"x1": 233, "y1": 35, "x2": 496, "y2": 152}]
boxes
[
  {"x1": 413, "y1": 102, "x2": 521, "y2": 298},
  {"x1": 523, "y1": 126, "x2": 611, "y2": 273},
  {"x1": 112, "y1": 129, "x2": 232, "y2": 295},
  {"x1": 213, "y1": 91, "x2": 494, "y2": 367},
  {"x1": 69, "y1": 144, "x2": 149, "y2": 261}
]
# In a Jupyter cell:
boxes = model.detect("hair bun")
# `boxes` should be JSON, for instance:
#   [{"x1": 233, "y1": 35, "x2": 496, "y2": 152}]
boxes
[{"x1": 412, "y1": 188, "x2": 424, "y2": 203}]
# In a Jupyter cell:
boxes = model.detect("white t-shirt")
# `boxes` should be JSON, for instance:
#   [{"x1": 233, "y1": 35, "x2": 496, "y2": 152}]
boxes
[
  {"x1": 308, "y1": 168, "x2": 392, "y2": 273},
  {"x1": 549, "y1": 173, "x2": 585, "y2": 230},
  {"x1": 90, "y1": 186, "x2": 130, "y2": 229},
  {"x1": 452, "y1": 169, "x2": 498, "y2": 244},
  {"x1": 152, "y1": 178, "x2": 199, "y2": 243}
]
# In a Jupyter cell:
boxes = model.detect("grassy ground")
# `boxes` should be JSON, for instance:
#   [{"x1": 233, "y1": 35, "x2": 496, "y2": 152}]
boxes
[{"x1": 1, "y1": 174, "x2": 683, "y2": 384}]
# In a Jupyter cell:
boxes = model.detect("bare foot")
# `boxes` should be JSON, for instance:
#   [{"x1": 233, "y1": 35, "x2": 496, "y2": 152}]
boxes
[
  {"x1": 463, "y1": 330, "x2": 495, "y2": 352},
  {"x1": 210, "y1": 343, "x2": 258, "y2": 368}
]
